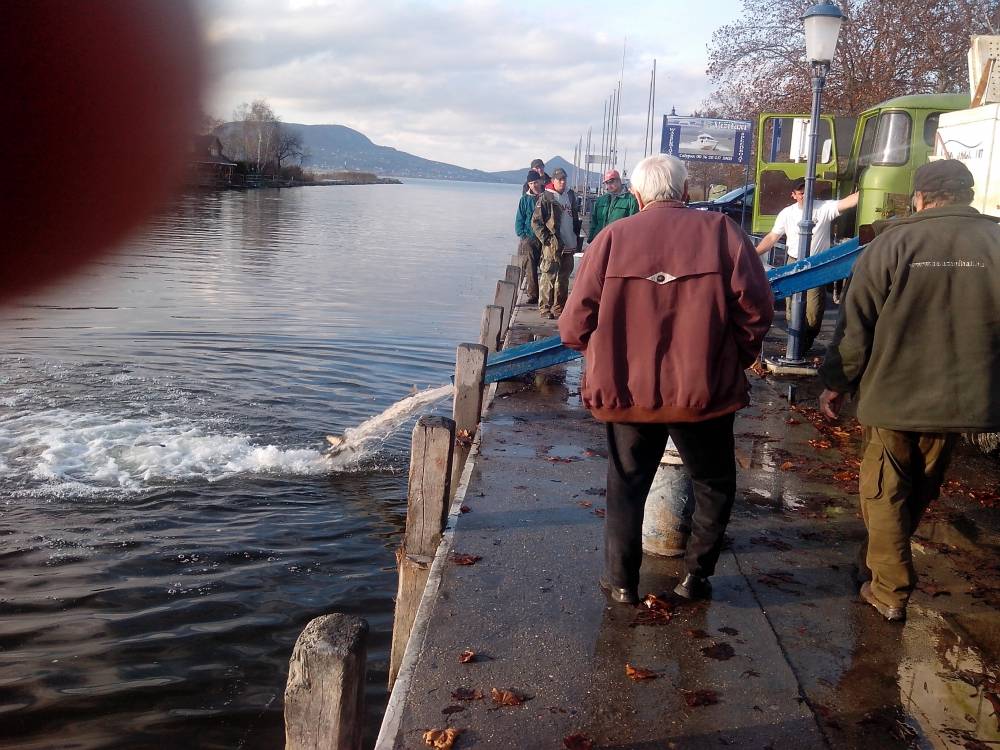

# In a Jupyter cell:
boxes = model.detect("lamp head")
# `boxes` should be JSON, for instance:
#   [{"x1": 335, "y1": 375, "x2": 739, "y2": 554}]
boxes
[{"x1": 802, "y1": 0, "x2": 844, "y2": 64}]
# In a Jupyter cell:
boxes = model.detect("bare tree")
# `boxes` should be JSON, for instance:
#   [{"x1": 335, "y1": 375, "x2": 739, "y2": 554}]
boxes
[
  {"x1": 228, "y1": 98, "x2": 281, "y2": 171},
  {"x1": 276, "y1": 126, "x2": 305, "y2": 168},
  {"x1": 705, "y1": 0, "x2": 1000, "y2": 119}
]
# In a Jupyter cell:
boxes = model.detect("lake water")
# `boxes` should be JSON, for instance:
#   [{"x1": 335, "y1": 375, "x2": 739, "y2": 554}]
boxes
[{"x1": 0, "y1": 180, "x2": 518, "y2": 749}]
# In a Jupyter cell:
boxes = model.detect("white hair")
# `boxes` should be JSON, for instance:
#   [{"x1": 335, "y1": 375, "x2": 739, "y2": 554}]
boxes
[{"x1": 629, "y1": 154, "x2": 687, "y2": 203}]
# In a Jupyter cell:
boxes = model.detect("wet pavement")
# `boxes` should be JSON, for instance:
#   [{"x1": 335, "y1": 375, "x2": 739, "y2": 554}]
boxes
[{"x1": 381, "y1": 302, "x2": 1000, "y2": 750}]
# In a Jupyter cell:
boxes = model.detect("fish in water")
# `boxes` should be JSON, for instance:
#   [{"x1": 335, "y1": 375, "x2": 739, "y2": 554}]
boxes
[{"x1": 325, "y1": 434, "x2": 347, "y2": 457}]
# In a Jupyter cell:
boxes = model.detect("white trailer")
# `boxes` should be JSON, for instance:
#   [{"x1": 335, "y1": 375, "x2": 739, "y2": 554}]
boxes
[{"x1": 934, "y1": 103, "x2": 1000, "y2": 218}]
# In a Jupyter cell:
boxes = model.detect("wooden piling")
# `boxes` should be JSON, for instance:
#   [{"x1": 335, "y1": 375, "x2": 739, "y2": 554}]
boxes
[
  {"x1": 505, "y1": 263, "x2": 521, "y2": 289},
  {"x1": 284, "y1": 613, "x2": 369, "y2": 750},
  {"x1": 479, "y1": 305, "x2": 503, "y2": 354},
  {"x1": 453, "y1": 343, "x2": 488, "y2": 437},
  {"x1": 388, "y1": 415, "x2": 456, "y2": 688},
  {"x1": 493, "y1": 280, "x2": 517, "y2": 339}
]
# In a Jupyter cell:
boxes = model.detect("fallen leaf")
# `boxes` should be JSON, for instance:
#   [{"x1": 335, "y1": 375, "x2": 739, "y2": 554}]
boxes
[
  {"x1": 785, "y1": 418, "x2": 801, "y2": 426},
  {"x1": 719, "y1": 626, "x2": 739, "y2": 636},
  {"x1": 643, "y1": 593, "x2": 673, "y2": 611},
  {"x1": 917, "y1": 581, "x2": 950, "y2": 597},
  {"x1": 450, "y1": 687, "x2": 483, "y2": 701},
  {"x1": 423, "y1": 727, "x2": 462, "y2": 749},
  {"x1": 985, "y1": 692, "x2": 1000, "y2": 731},
  {"x1": 701, "y1": 642, "x2": 735, "y2": 661},
  {"x1": 455, "y1": 429, "x2": 473, "y2": 446},
  {"x1": 458, "y1": 649, "x2": 476, "y2": 663},
  {"x1": 563, "y1": 734, "x2": 594, "y2": 750},
  {"x1": 680, "y1": 688, "x2": 719, "y2": 707},
  {"x1": 593, "y1": 508, "x2": 606, "y2": 518},
  {"x1": 459, "y1": 505, "x2": 471, "y2": 513},
  {"x1": 490, "y1": 687, "x2": 527, "y2": 706},
  {"x1": 449, "y1": 552, "x2": 482, "y2": 566},
  {"x1": 780, "y1": 461, "x2": 795, "y2": 471},
  {"x1": 625, "y1": 663, "x2": 658, "y2": 681},
  {"x1": 577, "y1": 500, "x2": 593, "y2": 508},
  {"x1": 441, "y1": 705, "x2": 465, "y2": 715},
  {"x1": 808, "y1": 439, "x2": 833, "y2": 450}
]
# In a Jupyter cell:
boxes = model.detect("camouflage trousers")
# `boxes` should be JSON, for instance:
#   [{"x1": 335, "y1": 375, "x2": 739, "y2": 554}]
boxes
[
  {"x1": 517, "y1": 236, "x2": 541, "y2": 302},
  {"x1": 856, "y1": 426, "x2": 957, "y2": 609},
  {"x1": 538, "y1": 251, "x2": 574, "y2": 315}
]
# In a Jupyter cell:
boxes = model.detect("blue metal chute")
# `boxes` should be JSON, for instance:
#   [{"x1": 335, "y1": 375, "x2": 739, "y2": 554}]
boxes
[
  {"x1": 766, "y1": 236, "x2": 862, "y2": 301},
  {"x1": 483, "y1": 236, "x2": 865, "y2": 383}
]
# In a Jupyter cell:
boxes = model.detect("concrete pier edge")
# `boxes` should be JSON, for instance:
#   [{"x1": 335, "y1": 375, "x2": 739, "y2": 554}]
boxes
[{"x1": 375, "y1": 282, "x2": 518, "y2": 747}]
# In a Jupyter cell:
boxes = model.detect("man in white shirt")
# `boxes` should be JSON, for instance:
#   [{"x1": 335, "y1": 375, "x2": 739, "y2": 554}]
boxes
[{"x1": 756, "y1": 180, "x2": 859, "y2": 353}]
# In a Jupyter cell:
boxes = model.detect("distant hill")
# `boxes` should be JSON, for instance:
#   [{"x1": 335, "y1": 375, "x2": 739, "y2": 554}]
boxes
[{"x1": 216, "y1": 122, "x2": 601, "y2": 184}]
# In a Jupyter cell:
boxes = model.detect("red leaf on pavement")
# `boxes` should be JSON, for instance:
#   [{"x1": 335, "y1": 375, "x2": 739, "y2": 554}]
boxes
[
  {"x1": 458, "y1": 649, "x2": 476, "y2": 663},
  {"x1": 449, "y1": 552, "x2": 482, "y2": 566},
  {"x1": 593, "y1": 508, "x2": 606, "y2": 518},
  {"x1": 459, "y1": 505, "x2": 471, "y2": 513},
  {"x1": 577, "y1": 500, "x2": 593, "y2": 508},
  {"x1": 423, "y1": 727, "x2": 462, "y2": 749},
  {"x1": 563, "y1": 734, "x2": 594, "y2": 750},
  {"x1": 625, "y1": 663, "x2": 658, "y2": 681},
  {"x1": 490, "y1": 687, "x2": 527, "y2": 706},
  {"x1": 780, "y1": 461, "x2": 796, "y2": 471},
  {"x1": 686, "y1": 628, "x2": 710, "y2": 639},
  {"x1": 681, "y1": 688, "x2": 719, "y2": 707}
]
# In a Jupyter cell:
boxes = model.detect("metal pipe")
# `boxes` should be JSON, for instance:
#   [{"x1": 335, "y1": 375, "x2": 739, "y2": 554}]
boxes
[{"x1": 784, "y1": 61, "x2": 829, "y2": 364}]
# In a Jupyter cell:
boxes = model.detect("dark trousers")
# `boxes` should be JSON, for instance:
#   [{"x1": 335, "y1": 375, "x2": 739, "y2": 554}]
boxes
[
  {"x1": 605, "y1": 414, "x2": 737, "y2": 590},
  {"x1": 517, "y1": 237, "x2": 541, "y2": 302}
]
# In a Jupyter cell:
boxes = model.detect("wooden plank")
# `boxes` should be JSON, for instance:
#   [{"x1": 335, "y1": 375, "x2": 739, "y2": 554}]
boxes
[
  {"x1": 452, "y1": 343, "x2": 488, "y2": 437},
  {"x1": 285, "y1": 613, "x2": 369, "y2": 750}
]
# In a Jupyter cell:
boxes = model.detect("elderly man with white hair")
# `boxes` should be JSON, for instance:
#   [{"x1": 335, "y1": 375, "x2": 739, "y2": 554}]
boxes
[{"x1": 559, "y1": 154, "x2": 774, "y2": 604}]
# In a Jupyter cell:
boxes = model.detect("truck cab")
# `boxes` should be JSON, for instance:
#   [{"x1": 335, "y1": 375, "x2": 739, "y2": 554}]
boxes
[{"x1": 753, "y1": 93, "x2": 970, "y2": 243}]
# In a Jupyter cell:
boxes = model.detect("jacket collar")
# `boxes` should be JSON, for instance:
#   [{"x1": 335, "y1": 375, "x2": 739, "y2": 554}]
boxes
[{"x1": 878, "y1": 205, "x2": 998, "y2": 235}]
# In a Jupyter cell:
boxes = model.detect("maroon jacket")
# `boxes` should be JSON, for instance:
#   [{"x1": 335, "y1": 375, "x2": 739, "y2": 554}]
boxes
[{"x1": 559, "y1": 201, "x2": 773, "y2": 423}]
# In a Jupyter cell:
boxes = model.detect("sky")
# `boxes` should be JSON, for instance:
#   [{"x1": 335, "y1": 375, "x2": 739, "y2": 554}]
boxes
[{"x1": 199, "y1": 0, "x2": 745, "y2": 172}]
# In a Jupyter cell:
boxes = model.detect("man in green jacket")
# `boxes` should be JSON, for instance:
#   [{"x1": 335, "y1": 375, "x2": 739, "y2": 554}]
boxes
[
  {"x1": 515, "y1": 171, "x2": 545, "y2": 303},
  {"x1": 819, "y1": 159, "x2": 1000, "y2": 623},
  {"x1": 588, "y1": 169, "x2": 639, "y2": 242}
]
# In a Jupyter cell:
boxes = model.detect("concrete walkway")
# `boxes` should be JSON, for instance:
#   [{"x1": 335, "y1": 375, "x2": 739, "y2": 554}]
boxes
[{"x1": 379, "y1": 299, "x2": 1000, "y2": 749}]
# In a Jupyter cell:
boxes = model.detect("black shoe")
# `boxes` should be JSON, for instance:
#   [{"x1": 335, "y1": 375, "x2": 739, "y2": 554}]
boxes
[
  {"x1": 674, "y1": 573, "x2": 712, "y2": 601},
  {"x1": 599, "y1": 575, "x2": 639, "y2": 605}
]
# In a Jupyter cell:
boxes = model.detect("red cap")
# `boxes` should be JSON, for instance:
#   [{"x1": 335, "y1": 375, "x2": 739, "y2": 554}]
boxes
[{"x1": 603, "y1": 169, "x2": 621, "y2": 182}]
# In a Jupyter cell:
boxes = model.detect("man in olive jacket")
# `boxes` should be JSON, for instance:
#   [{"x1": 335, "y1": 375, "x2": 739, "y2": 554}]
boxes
[
  {"x1": 588, "y1": 169, "x2": 639, "y2": 242},
  {"x1": 819, "y1": 159, "x2": 1000, "y2": 622},
  {"x1": 531, "y1": 167, "x2": 581, "y2": 318}
]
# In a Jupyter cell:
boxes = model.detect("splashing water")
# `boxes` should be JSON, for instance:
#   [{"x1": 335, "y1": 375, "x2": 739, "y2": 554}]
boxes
[
  {"x1": 0, "y1": 385, "x2": 454, "y2": 496},
  {"x1": 324, "y1": 384, "x2": 454, "y2": 469}
]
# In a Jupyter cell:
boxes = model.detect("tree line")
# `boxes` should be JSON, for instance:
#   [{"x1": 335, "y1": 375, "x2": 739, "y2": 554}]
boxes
[{"x1": 201, "y1": 98, "x2": 307, "y2": 178}]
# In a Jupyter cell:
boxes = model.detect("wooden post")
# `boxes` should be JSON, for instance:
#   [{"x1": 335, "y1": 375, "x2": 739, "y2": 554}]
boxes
[
  {"x1": 505, "y1": 263, "x2": 521, "y2": 290},
  {"x1": 388, "y1": 416, "x2": 455, "y2": 688},
  {"x1": 479, "y1": 305, "x2": 503, "y2": 353},
  {"x1": 285, "y1": 613, "x2": 369, "y2": 750},
  {"x1": 493, "y1": 280, "x2": 517, "y2": 339},
  {"x1": 453, "y1": 343, "x2": 488, "y2": 437}
]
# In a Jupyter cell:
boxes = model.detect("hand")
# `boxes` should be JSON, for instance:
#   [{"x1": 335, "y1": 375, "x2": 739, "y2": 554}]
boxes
[{"x1": 819, "y1": 389, "x2": 846, "y2": 419}]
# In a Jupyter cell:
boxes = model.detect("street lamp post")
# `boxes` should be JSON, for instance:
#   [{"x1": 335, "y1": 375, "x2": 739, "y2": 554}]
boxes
[{"x1": 782, "y1": 0, "x2": 844, "y2": 365}]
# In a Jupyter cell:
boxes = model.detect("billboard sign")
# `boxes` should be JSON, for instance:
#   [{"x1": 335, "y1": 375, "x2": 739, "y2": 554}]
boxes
[{"x1": 661, "y1": 116, "x2": 752, "y2": 164}]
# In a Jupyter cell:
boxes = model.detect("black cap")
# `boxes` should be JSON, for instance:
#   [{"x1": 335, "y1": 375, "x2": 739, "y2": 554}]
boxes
[
  {"x1": 551, "y1": 167, "x2": 567, "y2": 179},
  {"x1": 913, "y1": 159, "x2": 975, "y2": 193},
  {"x1": 525, "y1": 170, "x2": 544, "y2": 183},
  {"x1": 530, "y1": 159, "x2": 545, "y2": 169}
]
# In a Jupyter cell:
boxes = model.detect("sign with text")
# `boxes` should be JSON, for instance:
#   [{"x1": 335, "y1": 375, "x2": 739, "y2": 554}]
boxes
[{"x1": 661, "y1": 116, "x2": 752, "y2": 164}]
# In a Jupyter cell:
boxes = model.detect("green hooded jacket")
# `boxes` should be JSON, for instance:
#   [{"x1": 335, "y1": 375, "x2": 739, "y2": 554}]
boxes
[
  {"x1": 820, "y1": 205, "x2": 1000, "y2": 432},
  {"x1": 588, "y1": 190, "x2": 639, "y2": 241}
]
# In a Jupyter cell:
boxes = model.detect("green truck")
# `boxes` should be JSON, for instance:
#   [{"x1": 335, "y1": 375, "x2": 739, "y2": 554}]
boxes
[{"x1": 752, "y1": 92, "x2": 971, "y2": 242}]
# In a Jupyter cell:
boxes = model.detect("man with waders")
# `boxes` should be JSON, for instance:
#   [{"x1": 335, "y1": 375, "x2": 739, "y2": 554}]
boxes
[
  {"x1": 531, "y1": 167, "x2": 580, "y2": 319},
  {"x1": 515, "y1": 170, "x2": 545, "y2": 303},
  {"x1": 819, "y1": 159, "x2": 1000, "y2": 622}
]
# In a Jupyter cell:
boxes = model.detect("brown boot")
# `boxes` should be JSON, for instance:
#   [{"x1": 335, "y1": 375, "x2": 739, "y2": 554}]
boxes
[{"x1": 860, "y1": 582, "x2": 905, "y2": 622}]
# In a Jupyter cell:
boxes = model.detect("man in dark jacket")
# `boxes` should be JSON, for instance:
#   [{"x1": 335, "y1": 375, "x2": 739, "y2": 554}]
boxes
[
  {"x1": 559, "y1": 154, "x2": 774, "y2": 604},
  {"x1": 819, "y1": 159, "x2": 1000, "y2": 622},
  {"x1": 588, "y1": 169, "x2": 639, "y2": 242},
  {"x1": 522, "y1": 159, "x2": 551, "y2": 194},
  {"x1": 515, "y1": 171, "x2": 545, "y2": 303}
]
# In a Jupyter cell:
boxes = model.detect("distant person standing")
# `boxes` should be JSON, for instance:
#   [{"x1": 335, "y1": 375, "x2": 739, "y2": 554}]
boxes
[
  {"x1": 588, "y1": 169, "x2": 638, "y2": 242},
  {"x1": 819, "y1": 160, "x2": 1000, "y2": 623},
  {"x1": 559, "y1": 154, "x2": 773, "y2": 604},
  {"x1": 531, "y1": 167, "x2": 580, "y2": 319},
  {"x1": 515, "y1": 170, "x2": 545, "y2": 303},
  {"x1": 522, "y1": 159, "x2": 551, "y2": 194},
  {"x1": 755, "y1": 180, "x2": 858, "y2": 353}
]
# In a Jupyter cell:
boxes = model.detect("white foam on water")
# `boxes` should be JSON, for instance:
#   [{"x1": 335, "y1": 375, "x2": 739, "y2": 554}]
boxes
[
  {"x1": 0, "y1": 409, "x2": 333, "y2": 494},
  {"x1": 325, "y1": 384, "x2": 454, "y2": 470}
]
